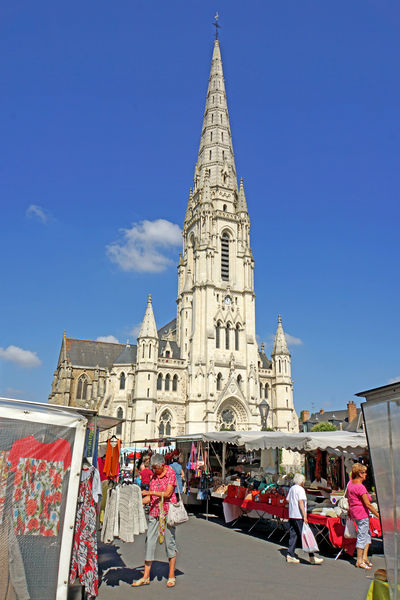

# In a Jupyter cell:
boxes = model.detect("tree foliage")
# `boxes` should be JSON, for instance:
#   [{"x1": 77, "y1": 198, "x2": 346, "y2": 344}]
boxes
[{"x1": 311, "y1": 422, "x2": 337, "y2": 432}]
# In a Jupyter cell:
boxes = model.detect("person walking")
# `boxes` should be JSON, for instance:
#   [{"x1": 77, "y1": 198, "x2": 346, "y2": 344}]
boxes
[
  {"x1": 139, "y1": 456, "x2": 153, "y2": 491},
  {"x1": 346, "y1": 463, "x2": 380, "y2": 570},
  {"x1": 286, "y1": 473, "x2": 324, "y2": 564},
  {"x1": 132, "y1": 454, "x2": 178, "y2": 588},
  {"x1": 169, "y1": 453, "x2": 185, "y2": 498}
]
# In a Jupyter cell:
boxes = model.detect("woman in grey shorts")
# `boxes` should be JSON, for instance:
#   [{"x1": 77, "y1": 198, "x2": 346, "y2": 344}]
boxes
[{"x1": 132, "y1": 454, "x2": 178, "y2": 588}]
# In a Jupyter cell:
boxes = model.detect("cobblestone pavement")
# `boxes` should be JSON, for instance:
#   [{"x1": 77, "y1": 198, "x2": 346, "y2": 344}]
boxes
[{"x1": 70, "y1": 511, "x2": 384, "y2": 600}]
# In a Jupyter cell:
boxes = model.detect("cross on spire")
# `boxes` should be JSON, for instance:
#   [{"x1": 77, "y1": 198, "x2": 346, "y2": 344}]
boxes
[{"x1": 213, "y1": 12, "x2": 221, "y2": 39}]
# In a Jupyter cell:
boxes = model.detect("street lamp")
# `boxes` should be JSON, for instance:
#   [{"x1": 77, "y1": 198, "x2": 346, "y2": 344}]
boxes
[{"x1": 258, "y1": 399, "x2": 270, "y2": 430}]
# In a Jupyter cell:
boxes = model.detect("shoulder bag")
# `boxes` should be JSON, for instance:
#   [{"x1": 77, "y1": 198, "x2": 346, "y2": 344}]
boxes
[{"x1": 167, "y1": 497, "x2": 189, "y2": 527}]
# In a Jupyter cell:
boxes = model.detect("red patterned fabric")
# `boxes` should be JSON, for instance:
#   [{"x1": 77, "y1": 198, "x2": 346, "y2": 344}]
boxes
[
  {"x1": 149, "y1": 466, "x2": 177, "y2": 517},
  {"x1": 70, "y1": 469, "x2": 98, "y2": 598},
  {"x1": 8, "y1": 436, "x2": 71, "y2": 471}
]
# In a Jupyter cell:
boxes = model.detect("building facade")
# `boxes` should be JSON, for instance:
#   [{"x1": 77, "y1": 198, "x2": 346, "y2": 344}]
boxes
[{"x1": 49, "y1": 40, "x2": 299, "y2": 445}]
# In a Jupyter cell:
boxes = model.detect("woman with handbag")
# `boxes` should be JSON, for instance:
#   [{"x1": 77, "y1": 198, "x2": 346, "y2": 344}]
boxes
[
  {"x1": 346, "y1": 463, "x2": 380, "y2": 570},
  {"x1": 131, "y1": 454, "x2": 178, "y2": 588},
  {"x1": 286, "y1": 473, "x2": 324, "y2": 565}
]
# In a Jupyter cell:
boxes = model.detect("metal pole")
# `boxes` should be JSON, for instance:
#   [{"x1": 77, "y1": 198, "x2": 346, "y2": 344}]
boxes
[
  {"x1": 206, "y1": 441, "x2": 209, "y2": 521},
  {"x1": 222, "y1": 443, "x2": 226, "y2": 482}
]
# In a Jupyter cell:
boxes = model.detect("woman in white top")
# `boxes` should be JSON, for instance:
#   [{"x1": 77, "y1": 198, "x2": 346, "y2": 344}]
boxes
[{"x1": 286, "y1": 473, "x2": 323, "y2": 564}]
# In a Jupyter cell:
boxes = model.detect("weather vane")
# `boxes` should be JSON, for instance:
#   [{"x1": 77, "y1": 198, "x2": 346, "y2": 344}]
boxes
[{"x1": 213, "y1": 12, "x2": 221, "y2": 40}]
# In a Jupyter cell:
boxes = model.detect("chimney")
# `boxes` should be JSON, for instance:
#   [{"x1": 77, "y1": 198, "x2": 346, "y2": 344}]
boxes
[
  {"x1": 347, "y1": 401, "x2": 357, "y2": 423},
  {"x1": 319, "y1": 408, "x2": 324, "y2": 415},
  {"x1": 300, "y1": 410, "x2": 310, "y2": 422}
]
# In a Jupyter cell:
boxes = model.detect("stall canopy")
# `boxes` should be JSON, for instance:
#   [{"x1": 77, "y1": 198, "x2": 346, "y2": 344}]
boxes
[{"x1": 175, "y1": 430, "x2": 367, "y2": 453}]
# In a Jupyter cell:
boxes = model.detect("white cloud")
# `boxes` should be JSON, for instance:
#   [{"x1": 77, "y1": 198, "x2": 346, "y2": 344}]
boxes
[
  {"x1": 266, "y1": 332, "x2": 303, "y2": 348},
  {"x1": 129, "y1": 323, "x2": 142, "y2": 340},
  {"x1": 389, "y1": 376, "x2": 400, "y2": 384},
  {"x1": 285, "y1": 333, "x2": 303, "y2": 346},
  {"x1": 96, "y1": 335, "x2": 120, "y2": 344},
  {"x1": 26, "y1": 204, "x2": 49, "y2": 224},
  {"x1": 0, "y1": 345, "x2": 41, "y2": 368},
  {"x1": 107, "y1": 219, "x2": 182, "y2": 273},
  {"x1": 3, "y1": 387, "x2": 24, "y2": 399}
]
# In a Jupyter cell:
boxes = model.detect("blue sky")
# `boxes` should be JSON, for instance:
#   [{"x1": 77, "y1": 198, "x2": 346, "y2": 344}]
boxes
[{"x1": 1, "y1": 1, "x2": 399, "y2": 414}]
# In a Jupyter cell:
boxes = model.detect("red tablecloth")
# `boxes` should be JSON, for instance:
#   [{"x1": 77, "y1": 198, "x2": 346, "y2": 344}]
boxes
[
  {"x1": 224, "y1": 497, "x2": 382, "y2": 556},
  {"x1": 224, "y1": 497, "x2": 288, "y2": 519},
  {"x1": 307, "y1": 515, "x2": 382, "y2": 555}
]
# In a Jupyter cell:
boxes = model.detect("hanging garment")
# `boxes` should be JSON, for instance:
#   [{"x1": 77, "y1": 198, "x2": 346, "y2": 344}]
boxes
[
  {"x1": 70, "y1": 467, "x2": 99, "y2": 599},
  {"x1": 0, "y1": 517, "x2": 30, "y2": 600},
  {"x1": 103, "y1": 439, "x2": 121, "y2": 480},
  {"x1": 0, "y1": 450, "x2": 10, "y2": 524},
  {"x1": 101, "y1": 484, "x2": 147, "y2": 544},
  {"x1": 97, "y1": 457, "x2": 107, "y2": 482},
  {"x1": 8, "y1": 436, "x2": 71, "y2": 537}
]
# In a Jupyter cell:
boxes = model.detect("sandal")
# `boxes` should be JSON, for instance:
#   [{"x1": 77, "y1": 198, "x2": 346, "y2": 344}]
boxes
[
  {"x1": 131, "y1": 577, "x2": 150, "y2": 587},
  {"x1": 365, "y1": 560, "x2": 373, "y2": 567},
  {"x1": 356, "y1": 562, "x2": 371, "y2": 570},
  {"x1": 167, "y1": 578, "x2": 176, "y2": 588}
]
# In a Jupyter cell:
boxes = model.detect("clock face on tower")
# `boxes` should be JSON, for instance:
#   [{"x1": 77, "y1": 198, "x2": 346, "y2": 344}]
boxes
[{"x1": 224, "y1": 296, "x2": 231, "y2": 306}]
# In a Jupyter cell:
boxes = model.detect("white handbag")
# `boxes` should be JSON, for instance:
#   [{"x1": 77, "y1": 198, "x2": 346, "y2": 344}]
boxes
[{"x1": 167, "y1": 499, "x2": 189, "y2": 527}]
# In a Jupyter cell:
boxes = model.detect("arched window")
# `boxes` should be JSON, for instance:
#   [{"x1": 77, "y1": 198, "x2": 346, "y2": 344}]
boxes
[
  {"x1": 264, "y1": 384, "x2": 269, "y2": 399},
  {"x1": 159, "y1": 410, "x2": 172, "y2": 437},
  {"x1": 119, "y1": 372, "x2": 126, "y2": 390},
  {"x1": 260, "y1": 383, "x2": 263, "y2": 397},
  {"x1": 216, "y1": 321, "x2": 221, "y2": 349},
  {"x1": 165, "y1": 374, "x2": 170, "y2": 391},
  {"x1": 142, "y1": 344, "x2": 145, "y2": 358},
  {"x1": 172, "y1": 374, "x2": 178, "y2": 391},
  {"x1": 217, "y1": 373, "x2": 222, "y2": 391},
  {"x1": 225, "y1": 322, "x2": 230, "y2": 350},
  {"x1": 76, "y1": 375, "x2": 88, "y2": 400},
  {"x1": 157, "y1": 373, "x2": 162, "y2": 390},
  {"x1": 237, "y1": 374, "x2": 242, "y2": 388},
  {"x1": 278, "y1": 360, "x2": 281, "y2": 374},
  {"x1": 149, "y1": 344, "x2": 152, "y2": 358},
  {"x1": 221, "y1": 232, "x2": 229, "y2": 281},
  {"x1": 116, "y1": 407, "x2": 123, "y2": 436},
  {"x1": 235, "y1": 324, "x2": 240, "y2": 351}
]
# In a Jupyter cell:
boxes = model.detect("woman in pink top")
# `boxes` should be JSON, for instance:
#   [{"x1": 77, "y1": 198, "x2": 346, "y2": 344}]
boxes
[
  {"x1": 132, "y1": 454, "x2": 178, "y2": 588},
  {"x1": 346, "y1": 463, "x2": 380, "y2": 570}
]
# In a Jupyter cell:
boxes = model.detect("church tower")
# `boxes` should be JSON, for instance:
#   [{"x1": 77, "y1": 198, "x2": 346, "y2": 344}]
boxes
[
  {"x1": 271, "y1": 315, "x2": 295, "y2": 431},
  {"x1": 176, "y1": 40, "x2": 260, "y2": 433},
  {"x1": 134, "y1": 294, "x2": 159, "y2": 439}
]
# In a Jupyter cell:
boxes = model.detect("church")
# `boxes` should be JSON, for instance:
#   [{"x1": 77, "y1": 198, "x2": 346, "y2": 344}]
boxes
[{"x1": 49, "y1": 39, "x2": 299, "y2": 445}]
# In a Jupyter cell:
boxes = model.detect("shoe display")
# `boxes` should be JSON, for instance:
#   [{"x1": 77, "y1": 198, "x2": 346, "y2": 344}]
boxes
[
  {"x1": 286, "y1": 555, "x2": 300, "y2": 563},
  {"x1": 309, "y1": 556, "x2": 324, "y2": 564}
]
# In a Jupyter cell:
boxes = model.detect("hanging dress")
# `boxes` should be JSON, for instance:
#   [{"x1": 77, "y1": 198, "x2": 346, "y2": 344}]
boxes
[{"x1": 70, "y1": 468, "x2": 98, "y2": 598}]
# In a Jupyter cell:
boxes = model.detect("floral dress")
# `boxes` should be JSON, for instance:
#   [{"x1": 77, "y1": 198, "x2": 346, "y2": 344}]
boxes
[{"x1": 70, "y1": 468, "x2": 98, "y2": 598}]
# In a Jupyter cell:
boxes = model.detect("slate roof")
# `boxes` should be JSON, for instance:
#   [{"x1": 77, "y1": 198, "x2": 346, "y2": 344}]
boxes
[
  {"x1": 113, "y1": 345, "x2": 138, "y2": 365},
  {"x1": 259, "y1": 350, "x2": 272, "y2": 369},
  {"x1": 158, "y1": 339, "x2": 180, "y2": 359},
  {"x1": 158, "y1": 318, "x2": 177, "y2": 338},
  {"x1": 302, "y1": 408, "x2": 362, "y2": 432},
  {"x1": 64, "y1": 339, "x2": 125, "y2": 369}
]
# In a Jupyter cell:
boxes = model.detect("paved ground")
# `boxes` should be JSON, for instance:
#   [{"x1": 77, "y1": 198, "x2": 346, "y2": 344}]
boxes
[{"x1": 70, "y1": 510, "x2": 384, "y2": 600}]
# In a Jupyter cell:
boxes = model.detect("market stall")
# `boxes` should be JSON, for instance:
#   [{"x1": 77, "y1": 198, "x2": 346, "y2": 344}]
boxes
[{"x1": 0, "y1": 397, "x2": 87, "y2": 600}]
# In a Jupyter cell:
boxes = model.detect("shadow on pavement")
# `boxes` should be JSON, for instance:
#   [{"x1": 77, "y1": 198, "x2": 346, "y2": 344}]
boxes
[{"x1": 102, "y1": 561, "x2": 184, "y2": 588}]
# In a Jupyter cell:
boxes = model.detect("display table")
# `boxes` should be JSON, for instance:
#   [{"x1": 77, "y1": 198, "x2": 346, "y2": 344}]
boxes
[
  {"x1": 307, "y1": 514, "x2": 382, "y2": 556},
  {"x1": 366, "y1": 579, "x2": 400, "y2": 600},
  {"x1": 224, "y1": 492, "x2": 382, "y2": 558}
]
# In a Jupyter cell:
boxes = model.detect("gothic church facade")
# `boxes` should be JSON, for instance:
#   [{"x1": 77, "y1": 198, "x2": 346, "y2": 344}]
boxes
[{"x1": 49, "y1": 40, "x2": 299, "y2": 445}]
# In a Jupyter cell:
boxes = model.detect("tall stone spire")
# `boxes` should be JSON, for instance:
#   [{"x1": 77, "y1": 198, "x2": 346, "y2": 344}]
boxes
[
  {"x1": 272, "y1": 315, "x2": 291, "y2": 356},
  {"x1": 138, "y1": 294, "x2": 158, "y2": 339},
  {"x1": 193, "y1": 40, "x2": 237, "y2": 193}
]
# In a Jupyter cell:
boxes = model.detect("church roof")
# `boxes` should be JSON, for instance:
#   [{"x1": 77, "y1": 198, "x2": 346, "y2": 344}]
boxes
[
  {"x1": 158, "y1": 340, "x2": 180, "y2": 358},
  {"x1": 259, "y1": 350, "x2": 272, "y2": 369},
  {"x1": 113, "y1": 345, "x2": 138, "y2": 365},
  {"x1": 158, "y1": 318, "x2": 177, "y2": 338},
  {"x1": 64, "y1": 338, "x2": 125, "y2": 369},
  {"x1": 272, "y1": 315, "x2": 291, "y2": 356},
  {"x1": 138, "y1": 294, "x2": 158, "y2": 338}
]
